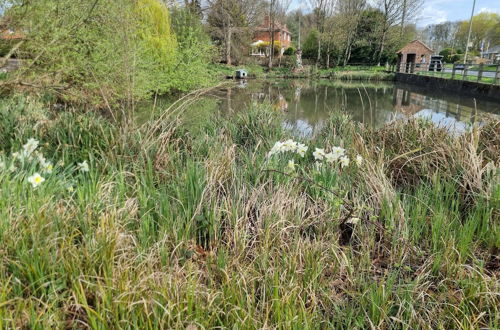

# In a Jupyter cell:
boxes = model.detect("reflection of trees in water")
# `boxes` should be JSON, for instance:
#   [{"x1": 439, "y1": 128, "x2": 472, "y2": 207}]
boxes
[{"x1": 214, "y1": 80, "x2": 498, "y2": 136}]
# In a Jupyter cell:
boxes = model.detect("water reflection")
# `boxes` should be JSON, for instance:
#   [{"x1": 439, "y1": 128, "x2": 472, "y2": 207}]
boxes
[{"x1": 215, "y1": 80, "x2": 499, "y2": 137}]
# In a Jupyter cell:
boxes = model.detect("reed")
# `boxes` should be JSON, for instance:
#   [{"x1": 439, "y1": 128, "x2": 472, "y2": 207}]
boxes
[{"x1": 0, "y1": 96, "x2": 498, "y2": 328}]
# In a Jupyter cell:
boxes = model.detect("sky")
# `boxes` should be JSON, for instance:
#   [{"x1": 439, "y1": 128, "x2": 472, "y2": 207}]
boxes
[{"x1": 290, "y1": 0, "x2": 500, "y2": 27}]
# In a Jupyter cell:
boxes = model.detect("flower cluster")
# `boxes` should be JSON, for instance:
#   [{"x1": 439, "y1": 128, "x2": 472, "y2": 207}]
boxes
[
  {"x1": 268, "y1": 139, "x2": 308, "y2": 158},
  {"x1": 0, "y1": 138, "x2": 90, "y2": 189},
  {"x1": 267, "y1": 139, "x2": 363, "y2": 172}
]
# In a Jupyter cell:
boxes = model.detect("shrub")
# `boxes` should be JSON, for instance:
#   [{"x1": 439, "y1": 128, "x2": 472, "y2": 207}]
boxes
[{"x1": 283, "y1": 46, "x2": 295, "y2": 56}]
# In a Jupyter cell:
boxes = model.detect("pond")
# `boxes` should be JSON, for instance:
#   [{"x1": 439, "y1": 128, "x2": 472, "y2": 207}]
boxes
[{"x1": 209, "y1": 79, "x2": 500, "y2": 137}]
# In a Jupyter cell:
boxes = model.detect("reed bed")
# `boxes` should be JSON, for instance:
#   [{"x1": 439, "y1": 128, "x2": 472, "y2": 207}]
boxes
[{"x1": 0, "y1": 95, "x2": 498, "y2": 328}]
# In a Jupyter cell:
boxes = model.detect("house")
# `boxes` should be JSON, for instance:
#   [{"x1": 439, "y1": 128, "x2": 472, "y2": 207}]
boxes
[
  {"x1": 0, "y1": 29, "x2": 25, "y2": 41},
  {"x1": 481, "y1": 45, "x2": 500, "y2": 64},
  {"x1": 250, "y1": 17, "x2": 292, "y2": 57},
  {"x1": 396, "y1": 40, "x2": 434, "y2": 73}
]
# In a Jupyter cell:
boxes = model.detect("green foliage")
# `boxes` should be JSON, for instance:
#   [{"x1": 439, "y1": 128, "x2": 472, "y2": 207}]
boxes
[
  {"x1": 169, "y1": 7, "x2": 215, "y2": 91},
  {"x1": 283, "y1": 46, "x2": 295, "y2": 56},
  {"x1": 3, "y1": 0, "x2": 215, "y2": 105},
  {"x1": 302, "y1": 29, "x2": 319, "y2": 59},
  {"x1": 0, "y1": 96, "x2": 498, "y2": 328},
  {"x1": 135, "y1": 0, "x2": 178, "y2": 93}
]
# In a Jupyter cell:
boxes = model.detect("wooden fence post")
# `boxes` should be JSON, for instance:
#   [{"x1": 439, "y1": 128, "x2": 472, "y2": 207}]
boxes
[
  {"x1": 477, "y1": 63, "x2": 483, "y2": 83},
  {"x1": 495, "y1": 64, "x2": 500, "y2": 85},
  {"x1": 452, "y1": 63, "x2": 456, "y2": 79}
]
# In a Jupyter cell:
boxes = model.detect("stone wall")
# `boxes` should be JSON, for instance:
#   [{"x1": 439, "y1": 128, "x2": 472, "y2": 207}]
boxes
[{"x1": 395, "y1": 73, "x2": 500, "y2": 102}]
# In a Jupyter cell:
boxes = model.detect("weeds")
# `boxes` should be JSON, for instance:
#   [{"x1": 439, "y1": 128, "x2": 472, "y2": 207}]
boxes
[{"x1": 0, "y1": 96, "x2": 498, "y2": 328}]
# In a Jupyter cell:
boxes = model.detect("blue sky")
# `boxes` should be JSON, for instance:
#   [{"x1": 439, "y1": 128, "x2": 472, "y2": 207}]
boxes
[{"x1": 290, "y1": 0, "x2": 500, "y2": 27}]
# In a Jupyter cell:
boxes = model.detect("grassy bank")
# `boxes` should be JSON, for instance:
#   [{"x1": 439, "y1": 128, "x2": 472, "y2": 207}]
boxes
[
  {"x1": 0, "y1": 95, "x2": 498, "y2": 328},
  {"x1": 265, "y1": 66, "x2": 395, "y2": 81}
]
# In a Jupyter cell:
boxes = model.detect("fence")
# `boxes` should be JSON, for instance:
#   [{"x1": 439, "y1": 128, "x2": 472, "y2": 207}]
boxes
[{"x1": 396, "y1": 62, "x2": 500, "y2": 85}]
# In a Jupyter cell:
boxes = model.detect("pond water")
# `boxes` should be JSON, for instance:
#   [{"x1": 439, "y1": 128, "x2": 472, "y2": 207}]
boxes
[{"x1": 209, "y1": 79, "x2": 500, "y2": 137}]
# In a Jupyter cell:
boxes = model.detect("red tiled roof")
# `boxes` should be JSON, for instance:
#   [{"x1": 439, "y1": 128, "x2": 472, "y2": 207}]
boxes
[{"x1": 0, "y1": 29, "x2": 25, "y2": 40}]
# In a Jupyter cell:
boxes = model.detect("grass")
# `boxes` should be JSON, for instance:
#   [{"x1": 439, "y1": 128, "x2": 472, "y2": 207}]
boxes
[
  {"x1": 0, "y1": 94, "x2": 499, "y2": 328},
  {"x1": 416, "y1": 70, "x2": 498, "y2": 84},
  {"x1": 265, "y1": 65, "x2": 395, "y2": 81}
]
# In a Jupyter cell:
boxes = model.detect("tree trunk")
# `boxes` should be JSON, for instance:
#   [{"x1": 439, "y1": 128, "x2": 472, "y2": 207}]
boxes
[
  {"x1": 377, "y1": 28, "x2": 387, "y2": 66},
  {"x1": 317, "y1": 37, "x2": 322, "y2": 65},
  {"x1": 268, "y1": 2, "x2": 275, "y2": 69},
  {"x1": 225, "y1": 26, "x2": 232, "y2": 66},
  {"x1": 399, "y1": 0, "x2": 407, "y2": 38},
  {"x1": 326, "y1": 43, "x2": 330, "y2": 68}
]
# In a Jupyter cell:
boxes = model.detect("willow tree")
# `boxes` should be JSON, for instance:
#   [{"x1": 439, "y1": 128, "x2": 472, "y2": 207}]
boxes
[{"x1": 135, "y1": 0, "x2": 178, "y2": 93}]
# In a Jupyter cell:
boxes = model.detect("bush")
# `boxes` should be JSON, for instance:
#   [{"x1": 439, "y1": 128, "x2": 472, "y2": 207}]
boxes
[{"x1": 283, "y1": 47, "x2": 295, "y2": 56}]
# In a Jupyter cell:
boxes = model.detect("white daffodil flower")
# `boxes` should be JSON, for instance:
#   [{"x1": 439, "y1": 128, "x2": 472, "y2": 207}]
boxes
[
  {"x1": 23, "y1": 138, "x2": 39, "y2": 155},
  {"x1": 42, "y1": 161, "x2": 53, "y2": 174},
  {"x1": 296, "y1": 143, "x2": 308, "y2": 157},
  {"x1": 282, "y1": 139, "x2": 298, "y2": 152},
  {"x1": 325, "y1": 152, "x2": 338, "y2": 163},
  {"x1": 35, "y1": 151, "x2": 46, "y2": 165},
  {"x1": 340, "y1": 156, "x2": 350, "y2": 168},
  {"x1": 27, "y1": 173, "x2": 45, "y2": 188},
  {"x1": 313, "y1": 148, "x2": 325, "y2": 160},
  {"x1": 77, "y1": 161, "x2": 90, "y2": 172},
  {"x1": 286, "y1": 159, "x2": 296, "y2": 172},
  {"x1": 330, "y1": 146, "x2": 345, "y2": 159},
  {"x1": 355, "y1": 155, "x2": 363, "y2": 166},
  {"x1": 346, "y1": 217, "x2": 360, "y2": 224},
  {"x1": 268, "y1": 141, "x2": 284, "y2": 157}
]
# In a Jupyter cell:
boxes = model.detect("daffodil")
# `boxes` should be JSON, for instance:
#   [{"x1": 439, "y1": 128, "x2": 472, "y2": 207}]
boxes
[
  {"x1": 27, "y1": 173, "x2": 45, "y2": 188},
  {"x1": 296, "y1": 143, "x2": 308, "y2": 157},
  {"x1": 330, "y1": 146, "x2": 345, "y2": 159},
  {"x1": 268, "y1": 141, "x2": 284, "y2": 157},
  {"x1": 35, "y1": 151, "x2": 46, "y2": 165},
  {"x1": 313, "y1": 148, "x2": 325, "y2": 160},
  {"x1": 42, "y1": 161, "x2": 53, "y2": 174},
  {"x1": 314, "y1": 161, "x2": 323, "y2": 171},
  {"x1": 77, "y1": 161, "x2": 89, "y2": 172},
  {"x1": 67, "y1": 185, "x2": 75, "y2": 193},
  {"x1": 340, "y1": 156, "x2": 350, "y2": 168},
  {"x1": 355, "y1": 155, "x2": 363, "y2": 166},
  {"x1": 286, "y1": 159, "x2": 296, "y2": 172},
  {"x1": 9, "y1": 164, "x2": 17, "y2": 172},
  {"x1": 23, "y1": 138, "x2": 39, "y2": 156},
  {"x1": 282, "y1": 139, "x2": 298, "y2": 152},
  {"x1": 325, "y1": 152, "x2": 338, "y2": 163},
  {"x1": 346, "y1": 217, "x2": 360, "y2": 224}
]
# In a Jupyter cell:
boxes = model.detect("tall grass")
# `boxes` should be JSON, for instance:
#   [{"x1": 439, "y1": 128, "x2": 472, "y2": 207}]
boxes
[{"x1": 0, "y1": 95, "x2": 498, "y2": 328}]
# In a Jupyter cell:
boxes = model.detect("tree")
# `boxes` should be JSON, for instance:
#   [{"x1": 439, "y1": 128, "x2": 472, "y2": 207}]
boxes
[
  {"x1": 207, "y1": 0, "x2": 264, "y2": 65},
  {"x1": 374, "y1": 0, "x2": 415, "y2": 65},
  {"x1": 334, "y1": 0, "x2": 366, "y2": 65},
  {"x1": 307, "y1": 0, "x2": 335, "y2": 65},
  {"x1": 1, "y1": 0, "x2": 213, "y2": 105},
  {"x1": 267, "y1": 0, "x2": 291, "y2": 68}
]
